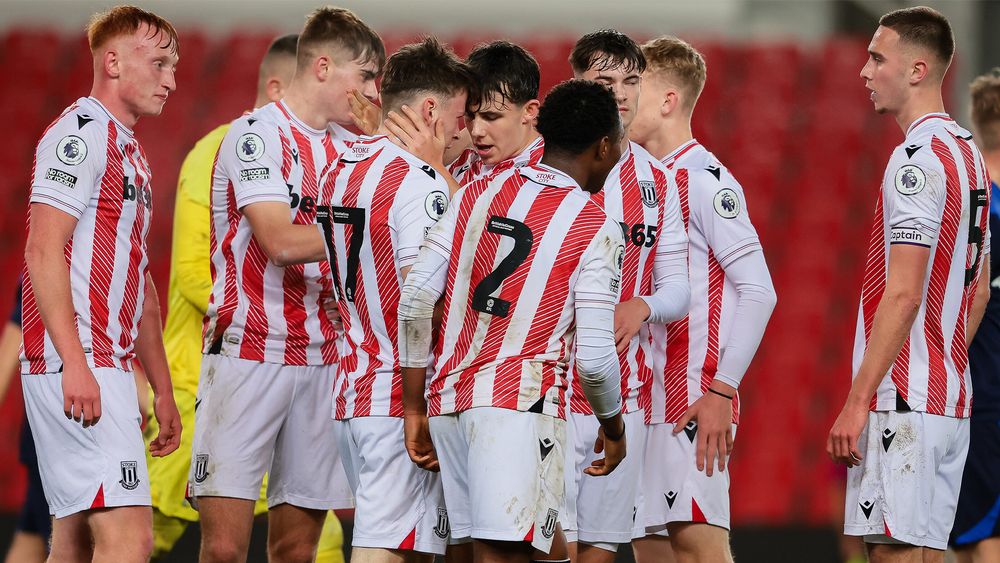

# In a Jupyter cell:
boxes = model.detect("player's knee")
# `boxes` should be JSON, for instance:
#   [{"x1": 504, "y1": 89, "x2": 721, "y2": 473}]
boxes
[
  {"x1": 201, "y1": 536, "x2": 250, "y2": 563},
  {"x1": 268, "y1": 534, "x2": 318, "y2": 563}
]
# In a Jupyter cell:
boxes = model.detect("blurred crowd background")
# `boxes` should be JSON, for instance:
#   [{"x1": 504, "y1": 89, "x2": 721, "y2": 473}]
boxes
[{"x1": 0, "y1": 1, "x2": 997, "y2": 560}]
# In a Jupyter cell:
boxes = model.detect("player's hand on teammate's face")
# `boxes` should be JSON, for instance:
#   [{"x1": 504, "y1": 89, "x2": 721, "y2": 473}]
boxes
[
  {"x1": 149, "y1": 392, "x2": 182, "y2": 457},
  {"x1": 404, "y1": 413, "x2": 440, "y2": 472},
  {"x1": 348, "y1": 89, "x2": 381, "y2": 136},
  {"x1": 62, "y1": 363, "x2": 102, "y2": 427},
  {"x1": 674, "y1": 387, "x2": 734, "y2": 477},
  {"x1": 827, "y1": 402, "x2": 868, "y2": 467},
  {"x1": 384, "y1": 104, "x2": 446, "y2": 168},
  {"x1": 613, "y1": 297, "x2": 651, "y2": 355},
  {"x1": 585, "y1": 422, "x2": 627, "y2": 476}
]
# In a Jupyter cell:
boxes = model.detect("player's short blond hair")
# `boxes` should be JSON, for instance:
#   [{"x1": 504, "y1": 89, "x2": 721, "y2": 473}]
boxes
[
  {"x1": 641, "y1": 36, "x2": 706, "y2": 112},
  {"x1": 971, "y1": 68, "x2": 1000, "y2": 152},
  {"x1": 298, "y1": 7, "x2": 384, "y2": 73},
  {"x1": 87, "y1": 5, "x2": 178, "y2": 54}
]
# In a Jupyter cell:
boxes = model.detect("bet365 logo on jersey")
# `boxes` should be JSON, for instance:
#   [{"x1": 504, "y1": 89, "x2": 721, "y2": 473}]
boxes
[{"x1": 122, "y1": 175, "x2": 152, "y2": 209}]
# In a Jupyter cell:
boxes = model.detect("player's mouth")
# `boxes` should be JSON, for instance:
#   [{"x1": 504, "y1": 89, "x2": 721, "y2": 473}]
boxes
[
  {"x1": 618, "y1": 106, "x2": 630, "y2": 114},
  {"x1": 475, "y1": 144, "x2": 494, "y2": 158},
  {"x1": 155, "y1": 93, "x2": 168, "y2": 102}
]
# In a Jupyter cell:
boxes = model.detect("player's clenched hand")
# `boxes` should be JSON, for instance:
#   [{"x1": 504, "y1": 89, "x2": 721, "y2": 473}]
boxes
[
  {"x1": 62, "y1": 362, "x2": 102, "y2": 427},
  {"x1": 384, "y1": 105, "x2": 446, "y2": 169},
  {"x1": 674, "y1": 384, "x2": 735, "y2": 477},
  {"x1": 827, "y1": 401, "x2": 868, "y2": 467},
  {"x1": 404, "y1": 413, "x2": 440, "y2": 472},
  {"x1": 149, "y1": 392, "x2": 181, "y2": 457},
  {"x1": 586, "y1": 419, "x2": 626, "y2": 476},
  {"x1": 348, "y1": 89, "x2": 381, "y2": 136},
  {"x1": 614, "y1": 297, "x2": 651, "y2": 355}
]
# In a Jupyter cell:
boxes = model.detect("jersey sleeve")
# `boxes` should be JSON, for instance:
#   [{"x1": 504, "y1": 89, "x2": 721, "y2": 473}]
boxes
[
  {"x1": 391, "y1": 165, "x2": 450, "y2": 269},
  {"x1": 575, "y1": 217, "x2": 626, "y2": 312},
  {"x1": 217, "y1": 117, "x2": 290, "y2": 210},
  {"x1": 883, "y1": 149, "x2": 947, "y2": 248},
  {"x1": 29, "y1": 112, "x2": 108, "y2": 219},
  {"x1": 689, "y1": 167, "x2": 763, "y2": 268},
  {"x1": 421, "y1": 184, "x2": 465, "y2": 261}
]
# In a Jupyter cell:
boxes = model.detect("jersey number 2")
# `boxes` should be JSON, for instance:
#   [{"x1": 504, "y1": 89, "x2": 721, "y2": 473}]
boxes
[{"x1": 472, "y1": 216, "x2": 533, "y2": 317}]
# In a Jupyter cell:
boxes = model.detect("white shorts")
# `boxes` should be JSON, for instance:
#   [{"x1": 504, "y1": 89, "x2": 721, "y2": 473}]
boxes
[
  {"x1": 564, "y1": 410, "x2": 646, "y2": 546},
  {"x1": 21, "y1": 368, "x2": 150, "y2": 518},
  {"x1": 334, "y1": 417, "x2": 448, "y2": 555},
  {"x1": 640, "y1": 421, "x2": 737, "y2": 534},
  {"x1": 188, "y1": 354, "x2": 352, "y2": 510},
  {"x1": 844, "y1": 411, "x2": 969, "y2": 550},
  {"x1": 429, "y1": 407, "x2": 566, "y2": 554}
]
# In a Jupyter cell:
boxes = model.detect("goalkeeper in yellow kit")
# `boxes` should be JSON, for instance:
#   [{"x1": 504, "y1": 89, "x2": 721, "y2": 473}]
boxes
[{"x1": 145, "y1": 34, "x2": 344, "y2": 561}]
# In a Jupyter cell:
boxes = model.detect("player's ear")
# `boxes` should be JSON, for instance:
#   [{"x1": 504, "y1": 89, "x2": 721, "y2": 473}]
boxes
[
  {"x1": 314, "y1": 54, "x2": 331, "y2": 82},
  {"x1": 422, "y1": 96, "x2": 438, "y2": 125},
  {"x1": 662, "y1": 89, "x2": 679, "y2": 117},
  {"x1": 910, "y1": 58, "x2": 930, "y2": 84},
  {"x1": 595, "y1": 135, "x2": 612, "y2": 162},
  {"x1": 103, "y1": 49, "x2": 120, "y2": 79},
  {"x1": 522, "y1": 100, "x2": 540, "y2": 124},
  {"x1": 266, "y1": 78, "x2": 284, "y2": 103}
]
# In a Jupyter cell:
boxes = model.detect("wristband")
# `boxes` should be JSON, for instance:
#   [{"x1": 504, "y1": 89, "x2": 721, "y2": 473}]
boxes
[{"x1": 708, "y1": 387, "x2": 734, "y2": 400}]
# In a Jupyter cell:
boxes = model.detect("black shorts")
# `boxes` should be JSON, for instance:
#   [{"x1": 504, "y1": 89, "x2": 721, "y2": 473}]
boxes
[
  {"x1": 16, "y1": 420, "x2": 51, "y2": 543},
  {"x1": 950, "y1": 418, "x2": 1000, "y2": 547}
]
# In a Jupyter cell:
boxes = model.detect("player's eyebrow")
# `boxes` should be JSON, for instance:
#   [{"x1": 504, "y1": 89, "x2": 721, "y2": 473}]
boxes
[
  {"x1": 478, "y1": 111, "x2": 502, "y2": 119},
  {"x1": 868, "y1": 48, "x2": 884, "y2": 60}
]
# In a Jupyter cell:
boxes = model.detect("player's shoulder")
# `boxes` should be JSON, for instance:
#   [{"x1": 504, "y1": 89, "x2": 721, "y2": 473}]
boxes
[
  {"x1": 37, "y1": 98, "x2": 115, "y2": 166},
  {"x1": 893, "y1": 114, "x2": 971, "y2": 170},
  {"x1": 224, "y1": 103, "x2": 284, "y2": 141}
]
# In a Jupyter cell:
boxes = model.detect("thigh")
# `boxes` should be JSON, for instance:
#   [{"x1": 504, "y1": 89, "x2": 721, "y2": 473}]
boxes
[
  {"x1": 268, "y1": 365, "x2": 352, "y2": 510},
  {"x1": 197, "y1": 496, "x2": 256, "y2": 551},
  {"x1": 563, "y1": 412, "x2": 595, "y2": 539},
  {"x1": 430, "y1": 414, "x2": 471, "y2": 540},
  {"x1": 190, "y1": 355, "x2": 291, "y2": 501}
]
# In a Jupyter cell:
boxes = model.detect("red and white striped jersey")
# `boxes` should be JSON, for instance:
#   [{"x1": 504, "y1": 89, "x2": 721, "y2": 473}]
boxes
[
  {"x1": 569, "y1": 141, "x2": 688, "y2": 416},
  {"x1": 854, "y1": 114, "x2": 991, "y2": 418},
  {"x1": 649, "y1": 140, "x2": 764, "y2": 424},
  {"x1": 203, "y1": 101, "x2": 354, "y2": 366},
  {"x1": 317, "y1": 136, "x2": 449, "y2": 418},
  {"x1": 424, "y1": 164, "x2": 623, "y2": 418},
  {"x1": 21, "y1": 97, "x2": 153, "y2": 374},
  {"x1": 447, "y1": 136, "x2": 544, "y2": 186}
]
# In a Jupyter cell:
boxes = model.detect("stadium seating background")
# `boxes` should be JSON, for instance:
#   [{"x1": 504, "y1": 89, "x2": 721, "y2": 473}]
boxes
[{"x1": 0, "y1": 28, "x2": 914, "y2": 527}]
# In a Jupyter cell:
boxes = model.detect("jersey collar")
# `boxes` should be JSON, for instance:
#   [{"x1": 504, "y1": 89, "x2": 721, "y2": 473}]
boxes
[
  {"x1": 277, "y1": 100, "x2": 328, "y2": 136},
  {"x1": 906, "y1": 113, "x2": 952, "y2": 137},
  {"x1": 520, "y1": 163, "x2": 579, "y2": 190},
  {"x1": 86, "y1": 96, "x2": 133, "y2": 137},
  {"x1": 661, "y1": 138, "x2": 700, "y2": 168}
]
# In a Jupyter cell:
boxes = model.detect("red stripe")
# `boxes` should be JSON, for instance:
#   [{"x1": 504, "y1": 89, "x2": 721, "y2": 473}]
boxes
[
  {"x1": 617, "y1": 154, "x2": 644, "y2": 409},
  {"x1": 950, "y1": 136, "x2": 981, "y2": 416},
  {"x1": 115, "y1": 144, "x2": 150, "y2": 369},
  {"x1": 700, "y1": 253, "x2": 724, "y2": 392},
  {"x1": 238, "y1": 235, "x2": 269, "y2": 362},
  {"x1": 664, "y1": 169, "x2": 692, "y2": 423},
  {"x1": 317, "y1": 135, "x2": 341, "y2": 365},
  {"x1": 925, "y1": 136, "x2": 964, "y2": 414},
  {"x1": 210, "y1": 179, "x2": 242, "y2": 343},
  {"x1": 860, "y1": 191, "x2": 891, "y2": 405},
  {"x1": 88, "y1": 122, "x2": 124, "y2": 369}
]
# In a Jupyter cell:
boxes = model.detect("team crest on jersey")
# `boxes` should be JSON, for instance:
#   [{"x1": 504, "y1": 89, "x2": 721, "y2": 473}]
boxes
[
  {"x1": 57, "y1": 135, "x2": 88, "y2": 166},
  {"x1": 541, "y1": 508, "x2": 559, "y2": 539},
  {"x1": 433, "y1": 507, "x2": 450, "y2": 539},
  {"x1": 639, "y1": 180, "x2": 658, "y2": 208},
  {"x1": 119, "y1": 461, "x2": 140, "y2": 490},
  {"x1": 713, "y1": 188, "x2": 740, "y2": 219},
  {"x1": 194, "y1": 454, "x2": 210, "y2": 483},
  {"x1": 237, "y1": 133, "x2": 265, "y2": 162},
  {"x1": 894, "y1": 165, "x2": 926, "y2": 195},
  {"x1": 424, "y1": 190, "x2": 448, "y2": 220}
]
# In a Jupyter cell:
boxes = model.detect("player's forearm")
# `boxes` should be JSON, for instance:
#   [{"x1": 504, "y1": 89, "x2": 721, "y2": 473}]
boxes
[
  {"x1": 401, "y1": 366, "x2": 429, "y2": 415},
  {"x1": 848, "y1": 289, "x2": 922, "y2": 407},
  {"x1": 24, "y1": 241, "x2": 87, "y2": 368},
  {"x1": 713, "y1": 251, "x2": 776, "y2": 389},
  {"x1": 640, "y1": 247, "x2": 690, "y2": 324},
  {"x1": 574, "y1": 305, "x2": 623, "y2": 419},
  {"x1": 0, "y1": 323, "x2": 23, "y2": 400},
  {"x1": 966, "y1": 258, "x2": 991, "y2": 347},
  {"x1": 257, "y1": 225, "x2": 326, "y2": 267},
  {"x1": 134, "y1": 276, "x2": 172, "y2": 397}
]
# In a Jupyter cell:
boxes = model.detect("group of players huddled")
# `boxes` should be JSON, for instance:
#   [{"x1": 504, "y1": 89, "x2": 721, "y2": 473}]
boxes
[{"x1": 15, "y1": 2, "x2": 999, "y2": 563}]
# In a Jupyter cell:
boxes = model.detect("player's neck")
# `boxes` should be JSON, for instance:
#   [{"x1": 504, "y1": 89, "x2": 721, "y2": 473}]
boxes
[
  {"x1": 89, "y1": 83, "x2": 139, "y2": 129},
  {"x1": 895, "y1": 89, "x2": 946, "y2": 134},
  {"x1": 540, "y1": 153, "x2": 588, "y2": 189},
  {"x1": 281, "y1": 86, "x2": 329, "y2": 131},
  {"x1": 642, "y1": 119, "x2": 693, "y2": 161},
  {"x1": 512, "y1": 130, "x2": 541, "y2": 158}
]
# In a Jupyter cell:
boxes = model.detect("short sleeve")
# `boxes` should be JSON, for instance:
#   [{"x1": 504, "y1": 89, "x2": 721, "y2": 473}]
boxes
[
  {"x1": 689, "y1": 168, "x2": 762, "y2": 267},
  {"x1": 217, "y1": 117, "x2": 290, "y2": 210},
  {"x1": 884, "y1": 150, "x2": 946, "y2": 248},
  {"x1": 30, "y1": 113, "x2": 107, "y2": 219},
  {"x1": 575, "y1": 218, "x2": 625, "y2": 312},
  {"x1": 392, "y1": 166, "x2": 450, "y2": 268},
  {"x1": 422, "y1": 184, "x2": 465, "y2": 261}
]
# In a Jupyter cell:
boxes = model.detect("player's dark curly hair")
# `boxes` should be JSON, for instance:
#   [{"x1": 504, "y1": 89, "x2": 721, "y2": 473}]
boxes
[
  {"x1": 466, "y1": 40, "x2": 539, "y2": 110},
  {"x1": 380, "y1": 37, "x2": 479, "y2": 114},
  {"x1": 570, "y1": 29, "x2": 646, "y2": 75},
  {"x1": 536, "y1": 79, "x2": 621, "y2": 156}
]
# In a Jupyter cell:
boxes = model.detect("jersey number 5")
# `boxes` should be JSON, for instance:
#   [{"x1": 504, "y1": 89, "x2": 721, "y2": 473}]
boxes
[
  {"x1": 472, "y1": 216, "x2": 533, "y2": 317},
  {"x1": 317, "y1": 205, "x2": 366, "y2": 302}
]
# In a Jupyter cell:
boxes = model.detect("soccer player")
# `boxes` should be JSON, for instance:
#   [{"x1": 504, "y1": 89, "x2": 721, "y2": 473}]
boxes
[
  {"x1": 20, "y1": 6, "x2": 181, "y2": 562},
  {"x1": 317, "y1": 37, "x2": 474, "y2": 561},
  {"x1": 563, "y1": 30, "x2": 690, "y2": 563},
  {"x1": 447, "y1": 40, "x2": 544, "y2": 186},
  {"x1": 397, "y1": 78, "x2": 628, "y2": 563},
  {"x1": 828, "y1": 7, "x2": 992, "y2": 563},
  {"x1": 949, "y1": 68, "x2": 1000, "y2": 563},
  {"x1": 628, "y1": 36, "x2": 777, "y2": 563},
  {"x1": 191, "y1": 8, "x2": 382, "y2": 563}
]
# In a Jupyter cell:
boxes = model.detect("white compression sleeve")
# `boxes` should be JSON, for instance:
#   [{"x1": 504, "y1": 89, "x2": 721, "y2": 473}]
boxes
[
  {"x1": 397, "y1": 247, "x2": 449, "y2": 368},
  {"x1": 713, "y1": 250, "x2": 777, "y2": 389}
]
